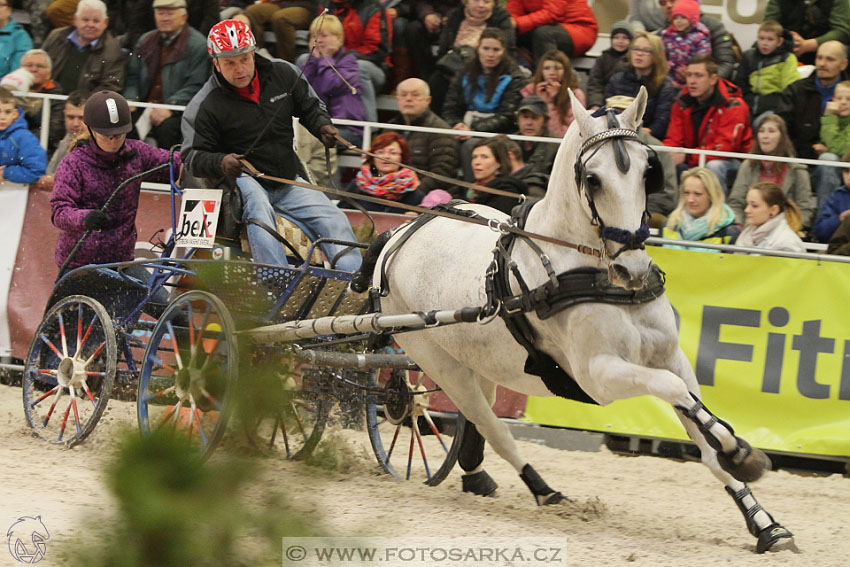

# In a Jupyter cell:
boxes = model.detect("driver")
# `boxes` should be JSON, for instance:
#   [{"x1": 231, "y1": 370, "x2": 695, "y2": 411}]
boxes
[
  {"x1": 181, "y1": 19, "x2": 362, "y2": 272},
  {"x1": 51, "y1": 90, "x2": 182, "y2": 280}
]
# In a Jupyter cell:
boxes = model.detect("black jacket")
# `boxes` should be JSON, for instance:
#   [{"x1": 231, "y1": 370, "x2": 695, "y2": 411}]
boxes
[
  {"x1": 585, "y1": 47, "x2": 628, "y2": 108},
  {"x1": 605, "y1": 70, "x2": 677, "y2": 139},
  {"x1": 777, "y1": 71, "x2": 849, "y2": 160},
  {"x1": 476, "y1": 175, "x2": 528, "y2": 214},
  {"x1": 389, "y1": 109, "x2": 461, "y2": 195},
  {"x1": 182, "y1": 55, "x2": 333, "y2": 186}
]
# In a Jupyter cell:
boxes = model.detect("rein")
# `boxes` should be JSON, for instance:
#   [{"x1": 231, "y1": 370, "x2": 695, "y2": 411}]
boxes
[{"x1": 237, "y1": 158, "x2": 604, "y2": 257}]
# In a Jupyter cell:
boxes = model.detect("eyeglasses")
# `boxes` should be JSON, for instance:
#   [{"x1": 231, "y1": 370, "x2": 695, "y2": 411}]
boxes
[
  {"x1": 375, "y1": 149, "x2": 402, "y2": 157},
  {"x1": 631, "y1": 47, "x2": 653, "y2": 54},
  {"x1": 22, "y1": 63, "x2": 49, "y2": 69}
]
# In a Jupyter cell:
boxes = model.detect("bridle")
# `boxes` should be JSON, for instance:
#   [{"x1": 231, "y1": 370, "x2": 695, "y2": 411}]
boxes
[{"x1": 573, "y1": 111, "x2": 653, "y2": 260}]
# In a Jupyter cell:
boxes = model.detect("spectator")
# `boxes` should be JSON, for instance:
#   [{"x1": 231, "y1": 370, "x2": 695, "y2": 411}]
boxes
[
  {"x1": 343, "y1": 131, "x2": 424, "y2": 212},
  {"x1": 778, "y1": 41, "x2": 848, "y2": 161},
  {"x1": 182, "y1": 19, "x2": 361, "y2": 272},
  {"x1": 585, "y1": 19, "x2": 632, "y2": 110},
  {"x1": 814, "y1": 79, "x2": 850, "y2": 206},
  {"x1": 663, "y1": 167, "x2": 740, "y2": 248},
  {"x1": 42, "y1": 0, "x2": 126, "y2": 94},
  {"x1": 628, "y1": 0, "x2": 667, "y2": 32},
  {"x1": 493, "y1": 133, "x2": 548, "y2": 196},
  {"x1": 442, "y1": 28, "x2": 527, "y2": 179},
  {"x1": 659, "y1": 0, "x2": 711, "y2": 89},
  {"x1": 815, "y1": 149, "x2": 850, "y2": 242},
  {"x1": 50, "y1": 90, "x2": 180, "y2": 296},
  {"x1": 428, "y1": 0, "x2": 514, "y2": 114},
  {"x1": 654, "y1": 0, "x2": 736, "y2": 80},
  {"x1": 826, "y1": 213, "x2": 850, "y2": 254},
  {"x1": 764, "y1": 0, "x2": 850, "y2": 65},
  {"x1": 300, "y1": 13, "x2": 365, "y2": 148},
  {"x1": 388, "y1": 77, "x2": 460, "y2": 197},
  {"x1": 467, "y1": 135, "x2": 527, "y2": 213},
  {"x1": 0, "y1": 0, "x2": 33, "y2": 77},
  {"x1": 728, "y1": 114, "x2": 814, "y2": 228},
  {"x1": 245, "y1": 0, "x2": 316, "y2": 62},
  {"x1": 519, "y1": 49, "x2": 582, "y2": 138},
  {"x1": 103, "y1": 0, "x2": 219, "y2": 52},
  {"x1": 506, "y1": 0, "x2": 598, "y2": 62},
  {"x1": 124, "y1": 0, "x2": 209, "y2": 150},
  {"x1": 663, "y1": 54, "x2": 752, "y2": 194},
  {"x1": 605, "y1": 30, "x2": 677, "y2": 139},
  {"x1": 15, "y1": 50, "x2": 65, "y2": 154},
  {"x1": 36, "y1": 90, "x2": 88, "y2": 192},
  {"x1": 23, "y1": 0, "x2": 51, "y2": 46},
  {"x1": 0, "y1": 86, "x2": 47, "y2": 184},
  {"x1": 733, "y1": 20, "x2": 800, "y2": 120},
  {"x1": 736, "y1": 181, "x2": 806, "y2": 252},
  {"x1": 510, "y1": 95, "x2": 556, "y2": 174},
  {"x1": 404, "y1": 0, "x2": 456, "y2": 78},
  {"x1": 314, "y1": 0, "x2": 393, "y2": 124}
]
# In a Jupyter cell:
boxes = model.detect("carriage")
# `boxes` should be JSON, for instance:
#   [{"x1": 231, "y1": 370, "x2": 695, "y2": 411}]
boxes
[{"x1": 20, "y1": 154, "x2": 466, "y2": 486}]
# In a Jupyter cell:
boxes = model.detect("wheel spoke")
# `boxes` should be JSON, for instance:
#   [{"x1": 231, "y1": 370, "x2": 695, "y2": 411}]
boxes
[
  {"x1": 84, "y1": 341, "x2": 106, "y2": 366},
  {"x1": 58, "y1": 313, "x2": 69, "y2": 358},
  {"x1": 30, "y1": 385, "x2": 60, "y2": 408},
  {"x1": 70, "y1": 386, "x2": 82, "y2": 435},
  {"x1": 194, "y1": 306, "x2": 211, "y2": 351},
  {"x1": 76, "y1": 303, "x2": 83, "y2": 353},
  {"x1": 80, "y1": 380, "x2": 97, "y2": 405},
  {"x1": 200, "y1": 388, "x2": 221, "y2": 411},
  {"x1": 420, "y1": 411, "x2": 448, "y2": 453},
  {"x1": 40, "y1": 333, "x2": 63, "y2": 359},
  {"x1": 57, "y1": 401, "x2": 72, "y2": 441},
  {"x1": 406, "y1": 428, "x2": 416, "y2": 480},
  {"x1": 194, "y1": 408, "x2": 209, "y2": 446},
  {"x1": 412, "y1": 421, "x2": 432, "y2": 481},
  {"x1": 78, "y1": 313, "x2": 99, "y2": 353},
  {"x1": 166, "y1": 321, "x2": 184, "y2": 370},
  {"x1": 42, "y1": 387, "x2": 64, "y2": 426}
]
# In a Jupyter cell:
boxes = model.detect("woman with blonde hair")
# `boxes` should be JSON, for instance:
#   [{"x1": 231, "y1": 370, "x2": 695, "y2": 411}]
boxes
[
  {"x1": 604, "y1": 30, "x2": 676, "y2": 139},
  {"x1": 663, "y1": 167, "x2": 740, "y2": 248},
  {"x1": 519, "y1": 49, "x2": 583, "y2": 138},
  {"x1": 736, "y1": 181, "x2": 806, "y2": 252},
  {"x1": 728, "y1": 113, "x2": 814, "y2": 227}
]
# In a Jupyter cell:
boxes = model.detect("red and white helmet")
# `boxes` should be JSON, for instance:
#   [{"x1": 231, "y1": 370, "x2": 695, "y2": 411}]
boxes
[{"x1": 207, "y1": 19, "x2": 256, "y2": 58}]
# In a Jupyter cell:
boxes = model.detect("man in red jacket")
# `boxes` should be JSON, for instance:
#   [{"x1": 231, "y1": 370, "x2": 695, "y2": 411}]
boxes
[
  {"x1": 663, "y1": 54, "x2": 752, "y2": 193},
  {"x1": 506, "y1": 0, "x2": 598, "y2": 62}
]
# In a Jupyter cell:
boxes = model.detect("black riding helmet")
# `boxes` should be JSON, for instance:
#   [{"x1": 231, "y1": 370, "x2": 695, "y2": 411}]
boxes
[{"x1": 83, "y1": 90, "x2": 132, "y2": 136}]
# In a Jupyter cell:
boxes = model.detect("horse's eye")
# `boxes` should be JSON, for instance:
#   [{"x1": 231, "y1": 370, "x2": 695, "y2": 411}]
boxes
[{"x1": 585, "y1": 173, "x2": 601, "y2": 191}]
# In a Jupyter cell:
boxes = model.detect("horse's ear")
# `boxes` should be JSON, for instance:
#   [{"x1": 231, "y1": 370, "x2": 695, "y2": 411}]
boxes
[
  {"x1": 569, "y1": 88, "x2": 595, "y2": 137},
  {"x1": 619, "y1": 86, "x2": 648, "y2": 130}
]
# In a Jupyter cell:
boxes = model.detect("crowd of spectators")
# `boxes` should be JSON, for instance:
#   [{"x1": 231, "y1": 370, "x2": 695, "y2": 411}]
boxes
[{"x1": 5, "y1": 0, "x2": 850, "y2": 255}]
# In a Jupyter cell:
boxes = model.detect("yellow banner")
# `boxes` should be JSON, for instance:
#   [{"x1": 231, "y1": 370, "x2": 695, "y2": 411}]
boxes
[{"x1": 523, "y1": 248, "x2": 850, "y2": 458}]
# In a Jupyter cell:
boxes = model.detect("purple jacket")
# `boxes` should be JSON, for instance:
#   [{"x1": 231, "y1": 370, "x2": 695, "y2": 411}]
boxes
[
  {"x1": 51, "y1": 138, "x2": 181, "y2": 269},
  {"x1": 300, "y1": 48, "x2": 366, "y2": 125}
]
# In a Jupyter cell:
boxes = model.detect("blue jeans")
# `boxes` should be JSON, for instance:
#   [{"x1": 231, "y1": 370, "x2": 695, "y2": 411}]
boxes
[
  {"x1": 236, "y1": 175, "x2": 362, "y2": 272},
  {"x1": 705, "y1": 159, "x2": 741, "y2": 196},
  {"x1": 813, "y1": 153, "x2": 842, "y2": 211}
]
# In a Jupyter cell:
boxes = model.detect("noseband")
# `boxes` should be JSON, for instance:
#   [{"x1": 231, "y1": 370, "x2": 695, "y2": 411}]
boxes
[{"x1": 573, "y1": 112, "x2": 651, "y2": 260}]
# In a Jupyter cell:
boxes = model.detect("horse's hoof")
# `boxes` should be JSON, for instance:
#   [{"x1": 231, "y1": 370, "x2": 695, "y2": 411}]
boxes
[
  {"x1": 535, "y1": 491, "x2": 570, "y2": 506},
  {"x1": 756, "y1": 524, "x2": 797, "y2": 554},
  {"x1": 461, "y1": 470, "x2": 498, "y2": 497},
  {"x1": 717, "y1": 437, "x2": 771, "y2": 483}
]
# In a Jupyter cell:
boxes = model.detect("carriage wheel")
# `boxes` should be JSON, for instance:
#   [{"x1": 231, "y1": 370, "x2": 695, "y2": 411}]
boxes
[
  {"x1": 365, "y1": 368, "x2": 465, "y2": 485},
  {"x1": 22, "y1": 295, "x2": 117, "y2": 446},
  {"x1": 240, "y1": 361, "x2": 330, "y2": 460},
  {"x1": 137, "y1": 291, "x2": 237, "y2": 458}
]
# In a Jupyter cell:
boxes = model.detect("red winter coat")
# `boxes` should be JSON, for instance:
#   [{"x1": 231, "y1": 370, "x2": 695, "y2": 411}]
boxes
[
  {"x1": 322, "y1": 0, "x2": 392, "y2": 68},
  {"x1": 663, "y1": 78, "x2": 752, "y2": 167},
  {"x1": 506, "y1": 0, "x2": 598, "y2": 58}
]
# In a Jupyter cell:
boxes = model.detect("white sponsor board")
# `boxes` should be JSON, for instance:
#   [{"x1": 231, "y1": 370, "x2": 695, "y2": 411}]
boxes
[{"x1": 174, "y1": 188, "x2": 222, "y2": 249}]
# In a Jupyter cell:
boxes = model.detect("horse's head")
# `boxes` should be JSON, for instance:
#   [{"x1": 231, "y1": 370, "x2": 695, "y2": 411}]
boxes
[{"x1": 551, "y1": 87, "x2": 654, "y2": 290}]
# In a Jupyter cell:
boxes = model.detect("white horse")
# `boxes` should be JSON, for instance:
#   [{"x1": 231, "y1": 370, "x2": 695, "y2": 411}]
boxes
[{"x1": 372, "y1": 88, "x2": 796, "y2": 553}]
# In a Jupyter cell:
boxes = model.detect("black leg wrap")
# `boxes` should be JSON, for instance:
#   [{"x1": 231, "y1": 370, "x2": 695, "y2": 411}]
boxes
[
  {"x1": 520, "y1": 464, "x2": 567, "y2": 505},
  {"x1": 725, "y1": 486, "x2": 796, "y2": 553},
  {"x1": 461, "y1": 470, "x2": 498, "y2": 497},
  {"x1": 457, "y1": 422, "x2": 485, "y2": 473}
]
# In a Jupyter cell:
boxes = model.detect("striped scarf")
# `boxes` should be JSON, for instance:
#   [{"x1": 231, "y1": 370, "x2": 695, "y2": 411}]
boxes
[{"x1": 355, "y1": 166, "x2": 419, "y2": 201}]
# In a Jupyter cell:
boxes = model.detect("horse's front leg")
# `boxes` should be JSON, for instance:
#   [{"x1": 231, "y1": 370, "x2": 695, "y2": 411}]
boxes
[{"x1": 666, "y1": 351, "x2": 797, "y2": 554}]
